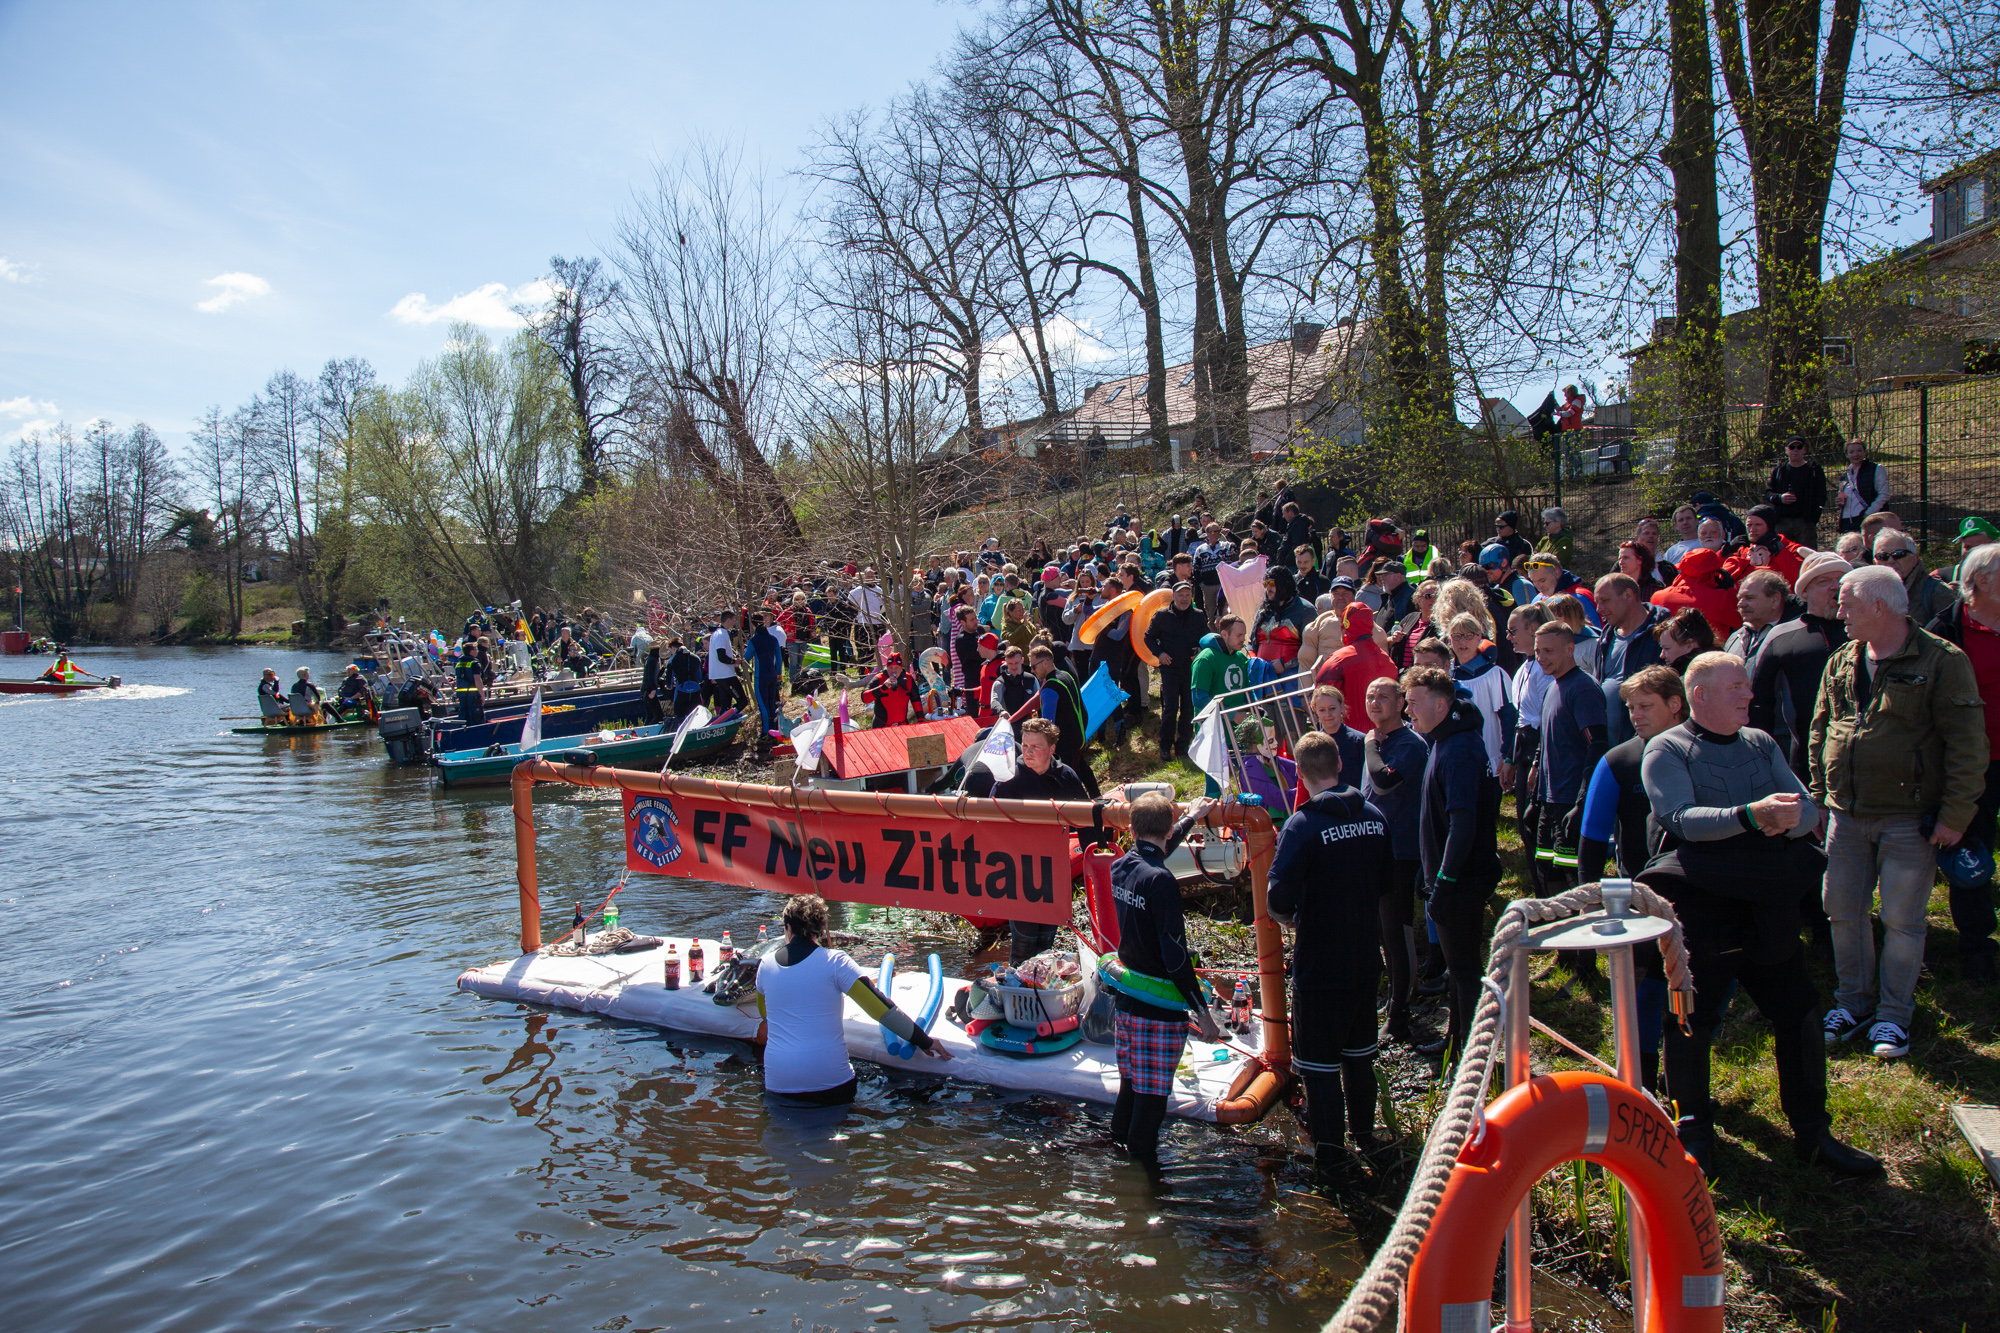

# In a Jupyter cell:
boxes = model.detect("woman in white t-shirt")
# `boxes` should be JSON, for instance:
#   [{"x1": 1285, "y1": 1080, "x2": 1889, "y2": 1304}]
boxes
[{"x1": 755, "y1": 895, "x2": 950, "y2": 1105}]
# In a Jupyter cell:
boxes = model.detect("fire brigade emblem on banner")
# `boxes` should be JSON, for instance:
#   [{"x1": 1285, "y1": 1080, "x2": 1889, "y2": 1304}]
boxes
[{"x1": 631, "y1": 797, "x2": 684, "y2": 868}]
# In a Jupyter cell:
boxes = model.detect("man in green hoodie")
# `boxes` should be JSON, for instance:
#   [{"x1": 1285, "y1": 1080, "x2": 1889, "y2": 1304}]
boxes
[{"x1": 1191, "y1": 615, "x2": 1251, "y2": 715}]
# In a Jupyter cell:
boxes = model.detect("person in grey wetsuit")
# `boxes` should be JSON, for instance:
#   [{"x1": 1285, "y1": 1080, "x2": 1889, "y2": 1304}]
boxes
[{"x1": 1637, "y1": 650, "x2": 1881, "y2": 1179}]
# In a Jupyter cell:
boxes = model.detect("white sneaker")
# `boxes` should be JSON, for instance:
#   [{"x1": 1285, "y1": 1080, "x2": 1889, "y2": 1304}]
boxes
[
  {"x1": 1823, "y1": 1006, "x2": 1865, "y2": 1042},
  {"x1": 1868, "y1": 1021, "x2": 1910, "y2": 1059}
]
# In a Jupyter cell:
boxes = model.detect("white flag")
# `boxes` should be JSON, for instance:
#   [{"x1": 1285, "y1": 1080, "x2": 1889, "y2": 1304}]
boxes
[
  {"x1": 667, "y1": 704, "x2": 715, "y2": 765},
  {"x1": 1188, "y1": 699, "x2": 1232, "y2": 793},
  {"x1": 518, "y1": 684, "x2": 544, "y2": 752},
  {"x1": 971, "y1": 725, "x2": 1018, "y2": 784},
  {"x1": 1217, "y1": 555, "x2": 1268, "y2": 627},
  {"x1": 789, "y1": 715, "x2": 831, "y2": 770}
]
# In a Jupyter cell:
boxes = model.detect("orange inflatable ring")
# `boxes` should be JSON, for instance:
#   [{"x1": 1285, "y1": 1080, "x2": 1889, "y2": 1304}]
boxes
[
  {"x1": 1077, "y1": 590, "x2": 1142, "y2": 646},
  {"x1": 1128, "y1": 587, "x2": 1175, "y2": 665},
  {"x1": 1404, "y1": 1071, "x2": 1724, "y2": 1333}
]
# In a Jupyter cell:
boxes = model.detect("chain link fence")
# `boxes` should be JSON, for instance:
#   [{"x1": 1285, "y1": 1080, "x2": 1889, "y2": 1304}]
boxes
[{"x1": 1602, "y1": 377, "x2": 2000, "y2": 551}]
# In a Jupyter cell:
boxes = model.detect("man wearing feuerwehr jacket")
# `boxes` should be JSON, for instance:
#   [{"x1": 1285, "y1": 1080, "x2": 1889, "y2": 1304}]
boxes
[{"x1": 1268, "y1": 731, "x2": 1391, "y2": 1180}]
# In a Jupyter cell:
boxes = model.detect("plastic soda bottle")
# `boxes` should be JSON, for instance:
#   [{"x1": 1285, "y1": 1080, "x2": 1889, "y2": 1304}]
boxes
[
  {"x1": 603, "y1": 903, "x2": 620, "y2": 932},
  {"x1": 719, "y1": 931, "x2": 734, "y2": 964},
  {"x1": 1231, "y1": 979, "x2": 1251, "y2": 1032},
  {"x1": 664, "y1": 943, "x2": 681, "y2": 990},
  {"x1": 688, "y1": 939, "x2": 705, "y2": 982},
  {"x1": 757, "y1": 923, "x2": 769, "y2": 947}
]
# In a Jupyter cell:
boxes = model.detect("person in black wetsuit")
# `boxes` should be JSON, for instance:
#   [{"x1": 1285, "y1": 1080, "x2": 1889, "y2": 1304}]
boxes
[
  {"x1": 1749, "y1": 551, "x2": 1850, "y2": 777},
  {"x1": 993, "y1": 719, "x2": 1091, "y2": 963},
  {"x1": 1108, "y1": 792, "x2": 1221, "y2": 1167},
  {"x1": 1268, "y1": 731, "x2": 1392, "y2": 1180},
  {"x1": 640, "y1": 645, "x2": 665, "y2": 724},
  {"x1": 1362, "y1": 675, "x2": 1429, "y2": 1044},
  {"x1": 1405, "y1": 665, "x2": 1503, "y2": 1060},
  {"x1": 1574, "y1": 664, "x2": 1688, "y2": 1091},
  {"x1": 1027, "y1": 644, "x2": 1099, "y2": 797}
]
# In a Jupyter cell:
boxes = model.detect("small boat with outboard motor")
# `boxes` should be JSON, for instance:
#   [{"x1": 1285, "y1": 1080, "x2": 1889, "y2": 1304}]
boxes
[
  {"x1": 231, "y1": 715, "x2": 373, "y2": 735},
  {"x1": 0, "y1": 673, "x2": 123, "y2": 695},
  {"x1": 434, "y1": 711, "x2": 745, "y2": 786},
  {"x1": 392, "y1": 690, "x2": 646, "y2": 762}
]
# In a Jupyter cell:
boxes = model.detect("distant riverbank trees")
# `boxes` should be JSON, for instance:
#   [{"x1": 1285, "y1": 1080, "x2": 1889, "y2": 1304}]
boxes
[{"x1": 2, "y1": 2, "x2": 1980, "y2": 643}]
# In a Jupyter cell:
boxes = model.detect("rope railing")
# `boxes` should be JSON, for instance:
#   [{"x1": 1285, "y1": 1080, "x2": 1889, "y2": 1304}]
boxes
[{"x1": 1319, "y1": 879, "x2": 1692, "y2": 1333}]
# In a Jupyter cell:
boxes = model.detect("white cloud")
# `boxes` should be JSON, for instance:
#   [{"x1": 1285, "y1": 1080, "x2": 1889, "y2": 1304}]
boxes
[
  {"x1": 196, "y1": 272, "x2": 271, "y2": 313},
  {"x1": 388, "y1": 279, "x2": 554, "y2": 329},
  {"x1": 0, "y1": 257, "x2": 33, "y2": 283},
  {"x1": 0, "y1": 395, "x2": 58, "y2": 419}
]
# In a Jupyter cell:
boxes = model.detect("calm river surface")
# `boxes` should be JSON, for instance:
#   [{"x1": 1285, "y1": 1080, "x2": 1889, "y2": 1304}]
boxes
[{"x1": 1, "y1": 646, "x2": 1374, "y2": 1333}]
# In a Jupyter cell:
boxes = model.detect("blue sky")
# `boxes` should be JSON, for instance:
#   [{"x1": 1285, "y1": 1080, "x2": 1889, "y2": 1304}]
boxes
[{"x1": 0, "y1": 0, "x2": 970, "y2": 445}]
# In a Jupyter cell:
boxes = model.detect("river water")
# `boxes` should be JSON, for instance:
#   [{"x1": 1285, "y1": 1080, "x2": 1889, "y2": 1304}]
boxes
[{"x1": 1, "y1": 646, "x2": 1383, "y2": 1333}]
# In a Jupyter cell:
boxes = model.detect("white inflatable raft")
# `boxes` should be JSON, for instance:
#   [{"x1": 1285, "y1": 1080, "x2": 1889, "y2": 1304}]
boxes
[{"x1": 458, "y1": 936, "x2": 1267, "y2": 1122}]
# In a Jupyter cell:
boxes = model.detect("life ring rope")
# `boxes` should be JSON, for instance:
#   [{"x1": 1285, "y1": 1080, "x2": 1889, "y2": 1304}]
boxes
[{"x1": 1315, "y1": 878, "x2": 1699, "y2": 1333}]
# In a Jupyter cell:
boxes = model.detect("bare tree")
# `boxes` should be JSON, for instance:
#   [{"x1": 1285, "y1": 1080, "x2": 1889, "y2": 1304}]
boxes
[
  {"x1": 187, "y1": 404, "x2": 264, "y2": 635},
  {"x1": 615, "y1": 145, "x2": 804, "y2": 557},
  {"x1": 525, "y1": 256, "x2": 632, "y2": 494},
  {"x1": 809, "y1": 92, "x2": 1009, "y2": 445},
  {"x1": 798, "y1": 245, "x2": 973, "y2": 656}
]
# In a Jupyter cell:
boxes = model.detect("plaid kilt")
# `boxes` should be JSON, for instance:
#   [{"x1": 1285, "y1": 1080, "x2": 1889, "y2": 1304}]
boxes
[{"x1": 1115, "y1": 1010, "x2": 1188, "y2": 1097}]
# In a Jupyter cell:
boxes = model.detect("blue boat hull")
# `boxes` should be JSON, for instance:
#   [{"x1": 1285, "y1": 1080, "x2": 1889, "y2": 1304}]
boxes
[{"x1": 424, "y1": 690, "x2": 646, "y2": 754}]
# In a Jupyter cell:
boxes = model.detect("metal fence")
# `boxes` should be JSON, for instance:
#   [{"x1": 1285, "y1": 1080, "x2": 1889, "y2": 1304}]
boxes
[{"x1": 1583, "y1": 377, "x2": 2000, "y2": 550}]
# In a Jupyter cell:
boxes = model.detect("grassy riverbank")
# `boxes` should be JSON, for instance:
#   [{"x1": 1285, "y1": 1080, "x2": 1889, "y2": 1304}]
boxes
[{"x1": 1090, "y1": 720, "x2": 2000, "y2": 1332}]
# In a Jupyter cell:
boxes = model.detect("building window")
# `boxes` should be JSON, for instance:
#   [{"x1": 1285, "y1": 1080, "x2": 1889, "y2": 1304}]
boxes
[
  {"x1": 1940, "y1": 173, "x2": 1995, "y2": 242},
  {"x1": 1823, "y1": 337, "x2": 1854, "y2": 368},
  {"x1": 1103, "y1": 385, "x2": 1123, "y2": 404}
]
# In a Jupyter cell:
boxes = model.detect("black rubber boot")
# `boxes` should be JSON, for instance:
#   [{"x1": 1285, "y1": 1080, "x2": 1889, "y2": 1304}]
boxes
[
  {"x1": 1341, "y1": 1057, "x2": 1377, "y2": 1144},
  {"x1": 1792, "y1": 1130, "x2": 1885, "y2": 1179},
  {"x1": 1313, "y1": 1141, "x2": 1357, "y2": 1186},
  {"x1": 1110, "y1": 1082, "x2": 1135, "y2": 1149},
  {"x1": 1125, "y1": 1093, "x2": 1169, "y2": 1167},
  {"x1": 1676, "y1": 1118, "x2": 1715, "y2": 1178},
  {"x1": 1300, "y1": 1071, "x2": 1345, "y2": 1147}
]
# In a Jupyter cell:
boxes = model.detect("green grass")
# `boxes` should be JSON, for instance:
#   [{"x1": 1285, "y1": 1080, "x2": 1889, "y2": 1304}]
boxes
[
  {"x1": 783, "y1": 689, "x2": 2000, "y2": 1329},
  {"x1": 1475, "y1": 815, "x2": 2000, "y2": 1332},
  {"x1": 1088, "y1": 718, "x2": 2000, "y2": 1330}
]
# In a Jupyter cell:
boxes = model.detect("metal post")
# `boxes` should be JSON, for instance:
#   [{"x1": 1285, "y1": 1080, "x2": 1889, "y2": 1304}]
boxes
[
  {"x1": 1607, "y1": 943, "x2": 1649, "y2": 1333},
  {"x1": 1919, "y1": 383, "x2": 1931, "y2": 548},
  {"x1": 1504, "y1": 948, "x2": 1534, "y2": 1331}
]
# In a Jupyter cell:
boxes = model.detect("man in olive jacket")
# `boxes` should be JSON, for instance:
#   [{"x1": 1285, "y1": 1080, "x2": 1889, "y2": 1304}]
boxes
[{"x1": 1810, "y1": 565, "x2": 1986, "y2": 1060}]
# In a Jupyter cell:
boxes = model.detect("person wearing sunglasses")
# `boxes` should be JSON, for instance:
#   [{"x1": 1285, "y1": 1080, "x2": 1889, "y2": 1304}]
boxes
[
  {"x1": 1765, "y1": 436, "x2": 1828, "y2": 546},
  {"x1": 1875, "y1": 528, "x2": 1959, "y2": 627}
]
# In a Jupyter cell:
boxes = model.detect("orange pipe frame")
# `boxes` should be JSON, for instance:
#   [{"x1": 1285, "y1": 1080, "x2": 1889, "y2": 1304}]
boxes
[{"x1": 509, "y1": 758, "x2": 1294, "y2": 1118}]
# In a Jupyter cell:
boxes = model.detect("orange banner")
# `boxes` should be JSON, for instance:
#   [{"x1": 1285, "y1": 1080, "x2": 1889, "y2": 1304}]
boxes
[{"x1": 623, "y1": 790, "x2": 1074, "y2": 924}]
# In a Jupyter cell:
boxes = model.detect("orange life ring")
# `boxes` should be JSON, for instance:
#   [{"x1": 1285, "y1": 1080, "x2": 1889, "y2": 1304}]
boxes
[
  {"x1": 1404, "y1": 1071, "x2": 1724, "y2": 1333},
  {"x1": 1077, "y1": 590, "x2": 1142, "y2": 646},
  {"x1": 1128, "y1": 587, "x2": 1175, "y2": 665}
]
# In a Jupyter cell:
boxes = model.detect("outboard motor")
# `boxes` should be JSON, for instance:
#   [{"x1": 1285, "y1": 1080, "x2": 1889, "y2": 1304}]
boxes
[{"x1": 377, "y1": 707, "x2": 431, "y2": 765}]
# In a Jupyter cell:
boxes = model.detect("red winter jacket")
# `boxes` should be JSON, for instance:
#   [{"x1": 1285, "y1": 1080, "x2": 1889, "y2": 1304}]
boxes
[
  {"x1": 1723, "y1": 535, "x2": 1805, "y2": 588},
  {"x1": 1650, "y1": 547, "x2": 1743, "y2": 635},
  {"x1": 1314, "y1": 605, "x2": 1398, "y2": 722}
]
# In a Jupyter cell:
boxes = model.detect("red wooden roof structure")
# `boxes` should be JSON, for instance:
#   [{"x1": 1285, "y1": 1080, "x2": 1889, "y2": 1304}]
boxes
[{"x1": 828, "y1": 716, "x2": 980, "y2": 780}]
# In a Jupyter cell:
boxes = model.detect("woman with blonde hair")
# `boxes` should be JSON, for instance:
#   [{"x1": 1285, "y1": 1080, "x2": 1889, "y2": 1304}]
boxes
[{"x1": 1431, "y1": 578, "x2": 1494, "y2": 642}]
